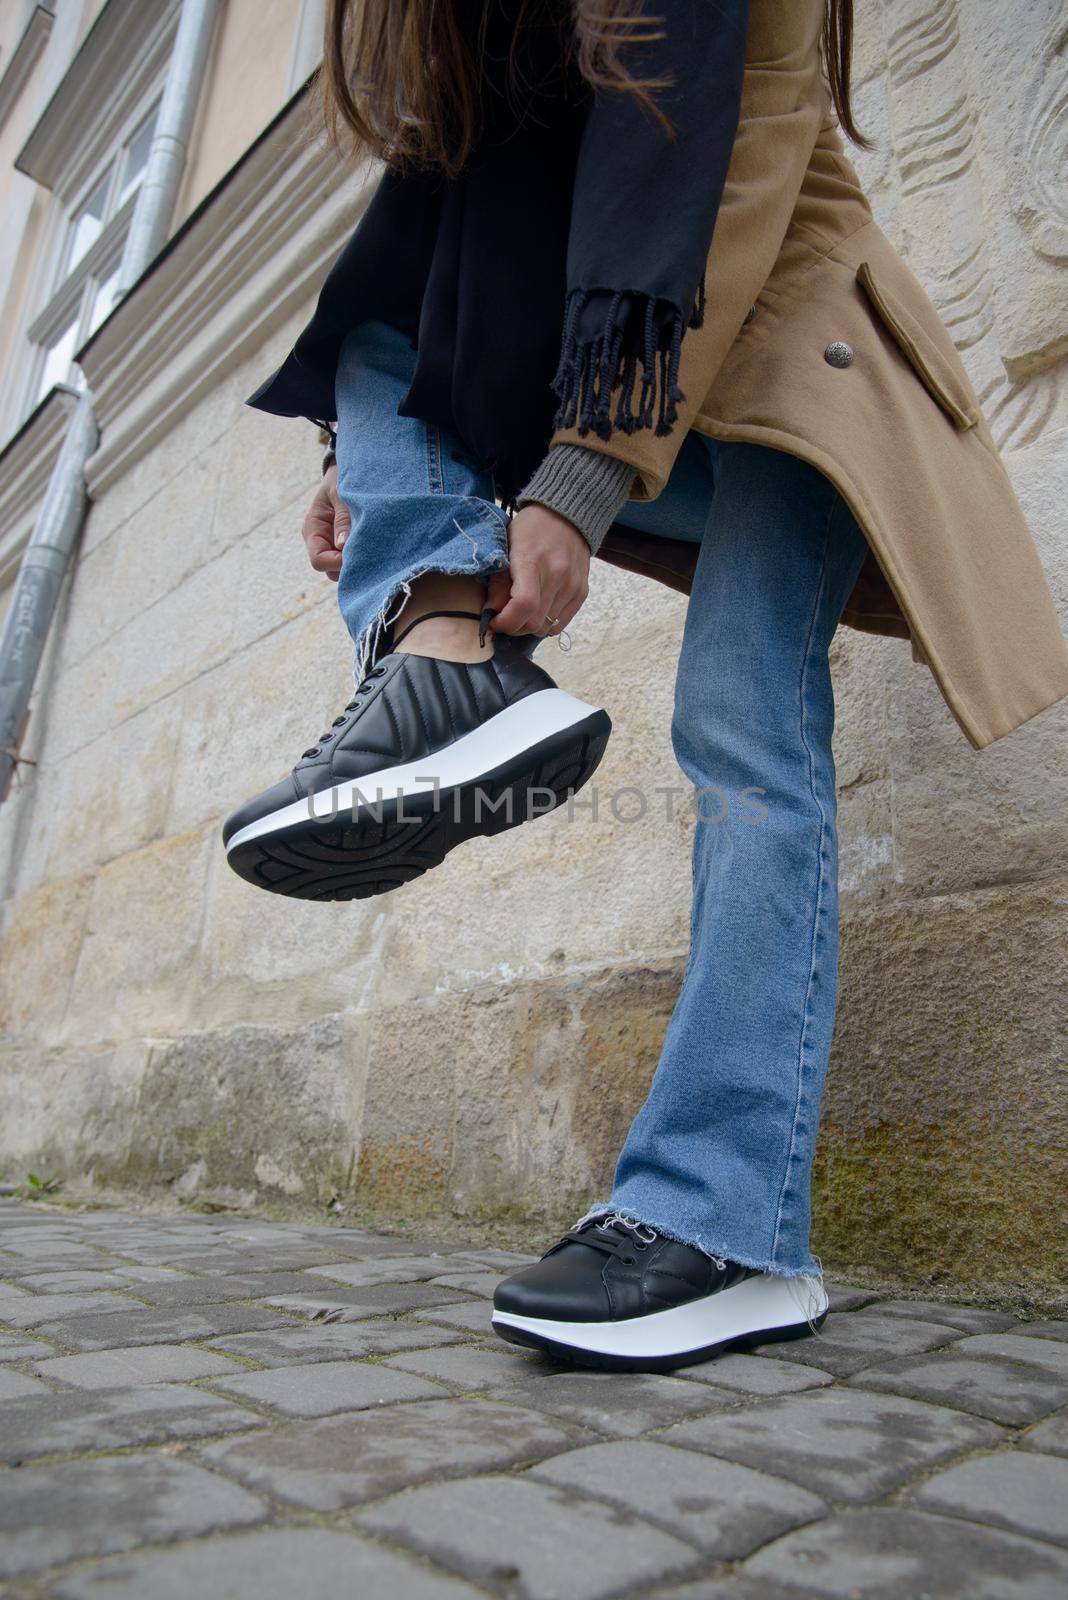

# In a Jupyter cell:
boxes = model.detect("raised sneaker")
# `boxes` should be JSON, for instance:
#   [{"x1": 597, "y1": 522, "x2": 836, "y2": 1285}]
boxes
[
  {"x1": 222, "y1": 611, "x2": 611, "y2": 901},
  {"x1": 491, "y1": 1213, "x2": 827, "y2": 1372}
]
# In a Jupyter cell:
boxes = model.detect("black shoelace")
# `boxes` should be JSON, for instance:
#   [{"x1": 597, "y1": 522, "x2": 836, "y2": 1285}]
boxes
[
  {"x1": 567, "y1": 1213, "x2": 660, "y2": 1266},
  {"x1": 300, "y1": 606, "x2": 497, "y2": 760},
  {"x1": 301, "y1": 663, "x2": 389, "y2": 759},
  {"x1": 391, "y1": 607, "x2": 496, "y2": 650},
  {"x1": 567, "y1": 1213, "x2": 729, "y2": 1273}
]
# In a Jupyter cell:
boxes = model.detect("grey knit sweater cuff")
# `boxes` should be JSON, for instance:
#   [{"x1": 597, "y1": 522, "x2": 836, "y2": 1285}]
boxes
[{"x1": 517, "y1": 445, "x2": 635, "y2": 556}]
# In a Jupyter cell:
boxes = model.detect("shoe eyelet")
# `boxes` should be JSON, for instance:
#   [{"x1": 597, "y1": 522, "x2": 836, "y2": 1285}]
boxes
[{"x1": 622, "y1": 1255, "x2": 636, "y2": 1265}]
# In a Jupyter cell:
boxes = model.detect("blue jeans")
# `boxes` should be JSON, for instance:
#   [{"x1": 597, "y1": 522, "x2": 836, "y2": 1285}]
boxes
[
  {"x1": 336, "y1": 319, "x2": 869, "y2": 1276},
  {"x1": 336, "y1": 322, "x2": 511, "y2": 679}
]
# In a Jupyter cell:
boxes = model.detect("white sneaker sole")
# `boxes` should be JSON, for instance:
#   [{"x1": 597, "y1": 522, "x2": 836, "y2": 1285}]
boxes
[
  {"x1": 226, "y1": 688, "x2": 602, "y2": 854},
  {"x1": 492, "y1": 1272, "x2": 828, "y2": 1370}
]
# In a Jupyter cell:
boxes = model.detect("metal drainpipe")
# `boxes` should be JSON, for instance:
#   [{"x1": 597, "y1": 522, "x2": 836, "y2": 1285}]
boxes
[
  {"x1": 0, "y1": 0, "x2": 221, "y2": 804},
  {"x1": 118, "y1": 0, "x2": 222, "y2": 294},
  {"x1": 0, "y1": 391, "x2": 97, "y2": 800}
]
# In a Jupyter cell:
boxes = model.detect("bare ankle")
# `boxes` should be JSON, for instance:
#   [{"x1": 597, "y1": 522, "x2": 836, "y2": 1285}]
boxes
[
  {"x1": 396, "y1": 613, "x2": 490, "y2": 662},
  {"x1": 392, "y1": 574, "x2": 492, "y2": 663}
]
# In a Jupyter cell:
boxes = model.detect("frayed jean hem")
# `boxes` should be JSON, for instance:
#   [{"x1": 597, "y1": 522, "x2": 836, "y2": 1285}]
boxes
[{"x1": 577, "y1": 1202, "x2": 823, "y2": 1281}]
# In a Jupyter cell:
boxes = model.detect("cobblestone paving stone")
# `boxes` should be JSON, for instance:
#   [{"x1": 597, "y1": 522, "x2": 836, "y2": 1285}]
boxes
[
  {"x1": 0, "y1": 1365, "x2": 48, "y2": 1399},
  {"x1": 208, "y1": 1357, "x2": 445, "y2": 1417},
  {"x1": 19, "y1": 1301, "x2": 298, "y2": 1352},
  {"x1": 850, "y1": 1336, "x2": 1068, "y2": 1426},
  {"x1": 204, "y1": 1317, "x2": 464, "y2": 1366},
  {"x1": 0, "y1": 1332, "x2": 57, "y2": 1362},
  {"x1": 1021, "y1": 1408, "x2": 1068, "y2": 1458},
  {"x1": 48, "y1": 1530, "x2": 487, "y2": 1599},
  {"x1": 34, "y1": 1345, "x2": 246, "y2": 1389},
  {"x1": 911, "y1": 1450, "x2": 1068, "y2": 1548},
  {"x1": 760, "y1": 1309, "x2": 963, "y2": 1377},
  {"x1": 258, "y1": 1283, "x2": 465, "y2": 1318},
  {"x1": 1015, "y1": 1323, "x2": 1068, "y2": 1343},
  {"x1": 1, "y1": 1203, "x2": 1066, "y2": 1599},
  {"x1": 412, "y1": 1299, "x2": 503, "y2": 1335}
]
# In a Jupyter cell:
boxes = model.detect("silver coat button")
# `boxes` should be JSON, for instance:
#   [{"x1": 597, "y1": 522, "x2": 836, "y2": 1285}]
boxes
[{"x1": 824, "y1": 340, "x2": 854, "y2": 368}]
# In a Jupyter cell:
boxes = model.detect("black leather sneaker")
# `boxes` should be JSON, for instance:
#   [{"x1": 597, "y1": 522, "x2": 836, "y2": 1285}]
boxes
[
  {"x1": 222, "y1": 613, "x2": 611, "y2": 901},
  {"x1": 491, "y1": 1213, "x2": 827, "y2": 1372}
]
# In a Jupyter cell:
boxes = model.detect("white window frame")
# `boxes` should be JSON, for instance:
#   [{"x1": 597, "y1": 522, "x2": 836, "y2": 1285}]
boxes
[
  {"x1": 6, "y1": 0, "x2": 180, "y2": 439},
  {"x1": 23, "y1": 83, "x2": 164, "y2": 413}
]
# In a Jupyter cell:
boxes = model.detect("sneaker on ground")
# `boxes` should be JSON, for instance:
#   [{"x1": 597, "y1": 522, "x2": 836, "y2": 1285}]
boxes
[
  {"x1": 491, "y1": 1212, "x2": 827, "y2": 1372},
  {"x1": 222, "y1": 612, "x2": 611, "y2": 901}
]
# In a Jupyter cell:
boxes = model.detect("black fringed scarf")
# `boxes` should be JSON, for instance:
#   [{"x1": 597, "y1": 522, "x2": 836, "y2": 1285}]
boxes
[{"x1": 247, "y1": 0, "x2": 749, "y2": 504}]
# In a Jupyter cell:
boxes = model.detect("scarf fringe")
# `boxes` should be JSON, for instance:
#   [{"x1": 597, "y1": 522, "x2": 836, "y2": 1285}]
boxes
[{"x1": 551, "y1": 283, "x2": 705, "y2": 442}]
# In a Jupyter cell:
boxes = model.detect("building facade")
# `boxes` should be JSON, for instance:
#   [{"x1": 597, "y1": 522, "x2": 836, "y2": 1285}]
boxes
[{"x1": 0, "y1": 0, "x2": 1064, "y2": 1300}]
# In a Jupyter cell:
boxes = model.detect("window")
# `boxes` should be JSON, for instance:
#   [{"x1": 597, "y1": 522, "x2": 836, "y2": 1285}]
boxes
[
  {"x1": 67, "y1": 176, "x2": 108, "y2": 272},
  {"x1": 3, "y1": 0, "x2": 181, "y2": 442},
  {"x1": 28, "y1": 99, "x2": 159, "y2": 405},
  {"x1": 119, "y1": 111, "x2": 155, "y2": 205},
  {"x1": 36, "y1": 318, "x2": 79, "y2": 401},
  {"x1": 88, "y1": 263, "x2": 122, "y2": 334}
]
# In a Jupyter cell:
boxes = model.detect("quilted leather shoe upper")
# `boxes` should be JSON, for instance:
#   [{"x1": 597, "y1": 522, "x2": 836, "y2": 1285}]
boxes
[
  {"x1": 493, "y1": 1215, "x2": 757, "y2": 1323},
  {"x1": 223, "y1": 638, "x2": 556, "y2": 845}
]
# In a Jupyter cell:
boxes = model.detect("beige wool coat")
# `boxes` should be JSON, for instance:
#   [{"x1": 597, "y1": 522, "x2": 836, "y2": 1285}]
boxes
[{"x1": 554, "y1": 0, "x2": 1068, "y2": 750}]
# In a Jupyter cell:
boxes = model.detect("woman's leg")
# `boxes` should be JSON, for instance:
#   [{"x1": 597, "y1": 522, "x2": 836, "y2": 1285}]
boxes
[
  {"x1": 595, "y1": 439, "x2": 870, "y2": 1274},
  {"x1": 492, "y1": 438, "x2": 870, "y2": 1365},
  {"x1": 334, "y1": 319, "x2": 511, "y2": 674},
  {"x1": 222, "y1": 317, "x2": 610, "y2": 900}
]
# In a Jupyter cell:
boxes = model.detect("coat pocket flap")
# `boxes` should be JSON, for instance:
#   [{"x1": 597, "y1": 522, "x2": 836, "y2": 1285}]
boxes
[{"x1": 857, "y1": 261, "x2": 979, "y2": 431}]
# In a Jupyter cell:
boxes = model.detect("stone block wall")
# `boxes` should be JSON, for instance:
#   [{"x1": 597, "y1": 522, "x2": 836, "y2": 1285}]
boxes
[{"x1": 0, "y1": 0, "x2": 1063, "y2": 1303}]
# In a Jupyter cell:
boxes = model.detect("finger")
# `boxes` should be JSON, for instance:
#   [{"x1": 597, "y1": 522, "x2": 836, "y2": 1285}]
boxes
[
  {"x1": 555, "y1": 589, "x2": 587, "y2": 631},
  {"x1": 303, "y1": 519, "x2": 337, "y2": 562},
  {"x1": 302, "y1": 481, "x2": 343, "y2": 581},
  {"x1": 492, "y1": 572, "x2": 544, "y2": 635},
  {"x1": 305, "y1": 519, "x2": 342, "y2": 571},
  {"x1": 302, "y1": 500, "x2": 334, "y2": 557},
  {"x1": 539, "y1": 584, "x2": 570, "y2": 636},
  {"x1": 333, "y1": 503, "x2": 351, "y2": 551},
  {"x1": 534, "y1": 572, "x2": 587, "y2": 637},
  {"x1": 538, "y1": 568, "x2": 584, "y2": 635},
  {"x1": 309, "y1": 545, "x2": 343, "y2": 581},
  {"x1": 540, "y1": 545, "x2": 587, "y2": 618},
  {"x1": 485, "y1": 569, "x2": 512, "y2": 619},
  {"x1": 491, "y1": 544, "x2": 543, "y2": 633}
]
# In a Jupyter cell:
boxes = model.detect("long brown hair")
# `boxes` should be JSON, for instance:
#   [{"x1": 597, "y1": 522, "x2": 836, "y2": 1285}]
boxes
[
  {"x1": 319, "y1": 1, "x2": 869, "y2": 175},
  {"x1": 821, "y1": 0, "x2": 871, "y2": 150}
]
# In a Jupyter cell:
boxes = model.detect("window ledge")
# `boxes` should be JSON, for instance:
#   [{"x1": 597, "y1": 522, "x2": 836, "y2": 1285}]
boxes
[
  {"x1": 0, "y1": 384, "x2": 79, "y2": 587},
  {"x1": 0, "y1": 4, "x2": 54, "y2": 137},
  {"x1": 77, "y1": 87, "x2": 374, "y2": 499},
  {"x1": 16, "y1": 0, "x2": 177, "y2": 195}
]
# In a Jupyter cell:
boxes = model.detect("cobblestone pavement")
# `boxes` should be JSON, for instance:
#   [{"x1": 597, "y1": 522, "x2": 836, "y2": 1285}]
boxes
[{"x1": 1, "y1": 1204, "x2": 1066, "y2": 1598}]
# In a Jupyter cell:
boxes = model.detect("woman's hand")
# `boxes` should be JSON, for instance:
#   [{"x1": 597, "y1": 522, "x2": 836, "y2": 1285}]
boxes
[
  {"x1": 301, "y1": 463, "x2": 351, "y2": 583},
  {"x1": 488, "y1": 504, "x2": 591, "y2": 637}
]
